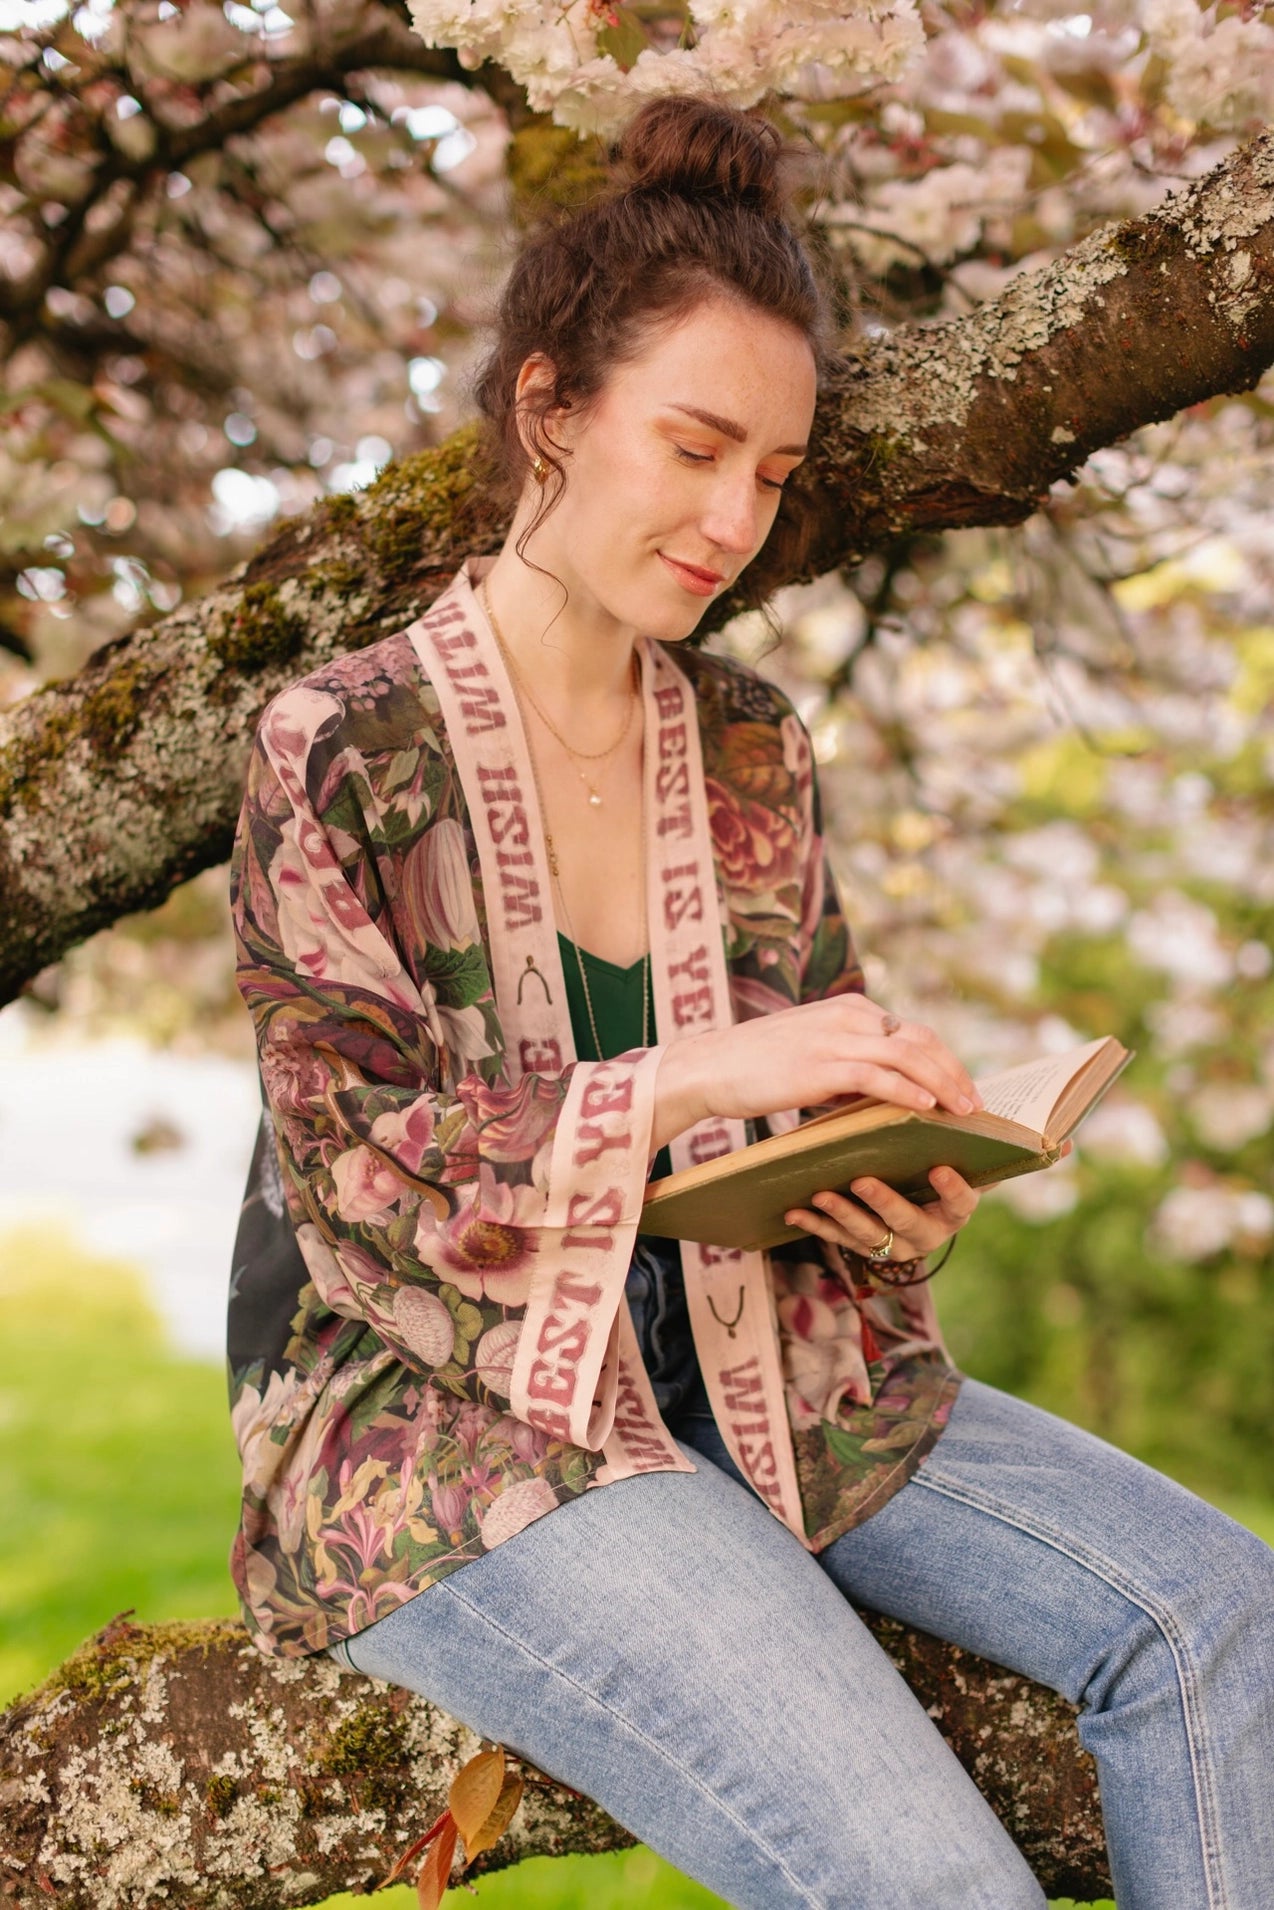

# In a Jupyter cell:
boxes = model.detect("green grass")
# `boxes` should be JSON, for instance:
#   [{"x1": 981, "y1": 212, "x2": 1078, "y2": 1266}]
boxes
[
  {"x1": 319, "y1": 1850, "x2": 729, "y2": 1909},
  {"x1": 0, "y1": 1226, "x2": 242, "y2": 1702},
  {"x1": 0, "y1": 1224, "x2": 1255, "y2": 1910}
]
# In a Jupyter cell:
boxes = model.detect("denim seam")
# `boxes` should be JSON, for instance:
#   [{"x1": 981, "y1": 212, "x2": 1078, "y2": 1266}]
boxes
[
  {"x1": 912, "y1": 1466, "x2": 1226, "y2": 1910},
  {"x1": 434, "y1": 1576, "x2": 826, "y2": 1910}
]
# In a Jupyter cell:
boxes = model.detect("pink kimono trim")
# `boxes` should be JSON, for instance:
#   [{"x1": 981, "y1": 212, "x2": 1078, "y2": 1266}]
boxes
[{"x1": 407, "y1": 562, "x2": 808, "y2": 1538}]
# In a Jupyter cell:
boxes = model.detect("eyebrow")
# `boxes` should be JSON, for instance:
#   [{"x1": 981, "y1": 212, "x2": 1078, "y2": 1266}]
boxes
[{"x1": 666, "y1": 403, "x2": 808, "y2": 458}]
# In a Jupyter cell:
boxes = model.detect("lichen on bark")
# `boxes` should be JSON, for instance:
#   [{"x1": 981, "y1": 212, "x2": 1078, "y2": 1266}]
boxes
[{"x1": 0, "y1": 1613, "x2": 1111, "y2": 1908}]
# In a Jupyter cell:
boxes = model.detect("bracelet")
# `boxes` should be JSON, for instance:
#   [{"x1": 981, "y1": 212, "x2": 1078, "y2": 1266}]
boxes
[{"x1": 834, "y1": 1235, "x2": 957, "y2": 1289}]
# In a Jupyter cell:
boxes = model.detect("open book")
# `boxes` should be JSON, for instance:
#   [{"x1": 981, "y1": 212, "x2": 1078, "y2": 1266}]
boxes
[{"x1": 640, "y1": 1034, "x2": 1131, "y2": 1253}]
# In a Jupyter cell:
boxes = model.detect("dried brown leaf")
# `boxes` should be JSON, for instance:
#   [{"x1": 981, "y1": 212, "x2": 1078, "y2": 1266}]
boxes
[
  {"x1": 447, "y1": 1744, "x2": 505, "y2": 1847},
  {"x1": 381, "y1": 1807, "x2": 452, "y2": 1889},
  {"x1": 416, "y1": 1816, "x2": 458, "y2": 1910},
  {"x1": 462, "y1": 1768, "x2": 525, "y2": 1861}
]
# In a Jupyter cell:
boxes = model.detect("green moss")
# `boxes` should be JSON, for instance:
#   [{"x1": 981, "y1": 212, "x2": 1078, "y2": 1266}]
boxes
[
  {"x1": 0, "y1": 661, "x2": 149, "y2": 806},
  {"x1": 323, "y1": 491, "x2": 361, "y2": 532},
  {"x1": 37, "y1": 1619, "x2": 231, "y2": 1706},
  {"x1": 209, "y1": 582, "x2": 307, "y2": 674},
  {"x1": 80, "y1": 656, "x2": 151, "y2": 758},
  {"x1": 320, "y1": 1699, "x2": 409, "y2": 1777},
  {"x1": 363, "y1": 425, "x2": 483, "y2": 574},
  {"x1": 506, "y1": 120, "x2": 606, "y2": 223},
  {"x1": 0, "y1": 734, "x2": 43, "y2": 810},
  {"x1": 205, "y1": 1772, "x2": 238, "y2": 1817},
  {"x1": 319, "y1": 1699, "x2": 415, "y2": 1816},
  {"x1": 131, "y1": 1778, "x2": 182, "y2": 1815},
  {"x1": 311, "y1": 556, "x2": 367, "y2": 597},
  {"x1": 861, "y1": 430, "x2": 909, "y2": 473}
]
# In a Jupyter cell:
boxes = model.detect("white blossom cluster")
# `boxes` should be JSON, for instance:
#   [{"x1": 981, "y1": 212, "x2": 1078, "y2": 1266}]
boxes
[
  {"x1": 404, "y1": 0, "x2": 925, "y2": 133},
  {"x1": 401, "y1": 0, "x2": 1274, "y2": 140}
]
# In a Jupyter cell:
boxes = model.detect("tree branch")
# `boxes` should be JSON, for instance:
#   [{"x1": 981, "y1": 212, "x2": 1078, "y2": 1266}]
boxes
[
  {"x1": 0, "y1": 8, "x2": 476, "y2": 341},
  {"x1": 4, "y1": 131, "x2": 1274, "y2": 1004},
  {"x1": 0, "y1": 1613, "x2": 1110, "y2": 1908}
]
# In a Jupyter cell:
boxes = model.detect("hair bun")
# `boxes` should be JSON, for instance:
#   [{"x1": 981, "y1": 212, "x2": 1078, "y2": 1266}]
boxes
[{"x1": 616, "y1": 96, "x2": 788, "y2": 219}]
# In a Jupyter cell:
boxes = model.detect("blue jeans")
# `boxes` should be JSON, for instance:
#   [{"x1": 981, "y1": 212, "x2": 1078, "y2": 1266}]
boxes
[{"x1": 335, "y1": 1378, "x2": 1274, "y2": 1909}]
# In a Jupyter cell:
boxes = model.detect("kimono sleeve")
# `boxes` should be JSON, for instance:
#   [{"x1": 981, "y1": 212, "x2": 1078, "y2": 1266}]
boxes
[{"x1": 229, "y1": 685, "x2": 658, "y2": 1405}]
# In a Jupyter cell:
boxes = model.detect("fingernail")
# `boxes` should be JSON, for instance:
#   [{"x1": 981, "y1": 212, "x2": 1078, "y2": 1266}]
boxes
[{"x1": 956, "y1": 1094, "x2": 975, "y2": 1114}]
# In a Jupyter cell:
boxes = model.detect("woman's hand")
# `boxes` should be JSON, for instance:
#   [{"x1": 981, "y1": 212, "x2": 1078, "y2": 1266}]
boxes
[
  {"x1": 784, "y1": 1164, "x2": 980, "y2": 1267},
  {"x1": 651, "y1": 994, "x2": 982, "y2": 1156}
]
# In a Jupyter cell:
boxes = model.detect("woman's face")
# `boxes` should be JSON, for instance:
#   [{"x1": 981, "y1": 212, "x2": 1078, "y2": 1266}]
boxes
[{"x1": 521, "y1": 294, "x2": 818, "y2": 644}]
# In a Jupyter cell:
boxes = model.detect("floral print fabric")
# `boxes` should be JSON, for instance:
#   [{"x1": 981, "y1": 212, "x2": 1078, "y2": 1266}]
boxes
[{"x1": 228, "y1": 605, "x2": 960, "y2": 1657}]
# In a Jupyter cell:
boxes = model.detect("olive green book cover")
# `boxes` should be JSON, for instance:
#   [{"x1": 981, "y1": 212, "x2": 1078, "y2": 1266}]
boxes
[{"x1": 640, "y1": 1034, "x2": 1131, "y2": 1253}]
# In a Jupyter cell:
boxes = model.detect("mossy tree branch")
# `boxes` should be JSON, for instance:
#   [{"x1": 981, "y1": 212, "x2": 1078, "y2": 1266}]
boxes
[
  {"x1": 0, "y1": 1613, "x2": 1111, "y2": 1907},
  {"x1": 3, "y1": 132, "x2": 1274, "y2": 1006}
]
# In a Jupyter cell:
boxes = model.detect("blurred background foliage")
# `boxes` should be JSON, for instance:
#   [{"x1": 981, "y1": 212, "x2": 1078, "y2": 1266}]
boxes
[{"x1": 2, "y1": 2, "x2": 1272, "y2": 1906}]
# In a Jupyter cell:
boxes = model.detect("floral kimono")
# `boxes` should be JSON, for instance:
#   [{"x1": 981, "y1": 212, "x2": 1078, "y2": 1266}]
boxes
[{"x1": 228, "y1": 557, "x2": 961, "y2": 1657}]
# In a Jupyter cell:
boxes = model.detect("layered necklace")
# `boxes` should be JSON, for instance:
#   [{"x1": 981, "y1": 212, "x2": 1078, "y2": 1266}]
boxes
[{"x1": 480, "y1": 579, "x2": 650, "y2": 1057}]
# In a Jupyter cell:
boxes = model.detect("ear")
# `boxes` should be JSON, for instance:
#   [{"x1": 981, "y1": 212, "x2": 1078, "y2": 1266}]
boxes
[{"x1": 514, "y1": 352, "x2": 575, "y2": 460}]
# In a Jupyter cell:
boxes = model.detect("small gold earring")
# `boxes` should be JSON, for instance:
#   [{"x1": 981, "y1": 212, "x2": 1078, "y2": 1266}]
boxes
[{"x1": 531, "y1": 455, "x2": 547, "y2": 485}]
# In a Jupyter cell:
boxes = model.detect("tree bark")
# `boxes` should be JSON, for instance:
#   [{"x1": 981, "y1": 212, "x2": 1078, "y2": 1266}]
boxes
[
  {"x1": 0, "y1": 1613, "x2": 1111, "y2": 1908},
  {"x1": 4, "y1": 130, "x2": 1274, "y2": 1006}
]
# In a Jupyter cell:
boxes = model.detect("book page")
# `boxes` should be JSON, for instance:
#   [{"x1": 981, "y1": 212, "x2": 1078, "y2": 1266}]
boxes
[{"x1": 974, "y1": 1036, "x2": 1109, "y2": 1134}]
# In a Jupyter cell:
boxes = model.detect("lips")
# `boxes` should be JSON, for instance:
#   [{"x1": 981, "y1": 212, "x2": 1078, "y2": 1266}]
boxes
[{"x1": 659, "y1": 552, "x2": 725, "y2": 597}]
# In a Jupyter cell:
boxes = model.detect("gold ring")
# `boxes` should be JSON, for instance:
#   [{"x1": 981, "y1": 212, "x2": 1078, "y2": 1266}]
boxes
[
  {"x1": 866, "y1": 1228, "x2": 894, "y2": 1260},
  {"x1": 880, "y1": 1012, "x2": 902, "y2": 1036}
]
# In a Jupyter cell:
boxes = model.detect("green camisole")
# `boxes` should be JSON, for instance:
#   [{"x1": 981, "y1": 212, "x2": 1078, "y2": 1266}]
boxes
[{"x1": 556, "y1": 933, "x2": 672, "y2": 1184}]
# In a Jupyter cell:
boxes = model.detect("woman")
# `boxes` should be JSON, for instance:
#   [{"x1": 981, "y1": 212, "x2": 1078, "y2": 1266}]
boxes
[{"x1": 228, "y1": 95, "x2": 1274, "y2": 1910}]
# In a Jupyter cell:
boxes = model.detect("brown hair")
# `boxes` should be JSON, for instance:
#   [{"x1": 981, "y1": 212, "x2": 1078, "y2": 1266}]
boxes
[{"x1": 472, "y1": 94, "x2": 832, "y2": 607}]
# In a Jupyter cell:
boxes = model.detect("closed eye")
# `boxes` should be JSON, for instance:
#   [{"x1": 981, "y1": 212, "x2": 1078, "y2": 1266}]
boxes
[{"x1": 672, "y1": 445, "x2": 788, "y2": 491}]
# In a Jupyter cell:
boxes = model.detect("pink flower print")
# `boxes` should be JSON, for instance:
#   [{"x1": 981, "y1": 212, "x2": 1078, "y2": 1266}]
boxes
[
  {"x1": 485, "y1": 1411, "x2": 548, "y2": 1466},
  {"x1": 331, "y1": 1144, "x2": 402, "y2": 1223},
  {"x1": 706, "y1": 778, "x2": 799, "y2": 896},
  {"x1": 460, "y1": 1460, "x2": 500, "y2": 1502},
  {"x1": 452, "y1": 1400, "x2": 495, "y2": 1457},
  {"x1": 459, "y1": 1072, "x2": 565, "y2": 1165},
  {"x1": 332, "y1": 1500, "x2": 396, "y2": 1576},
  {"x1": 401, "y1": 815, "x2": 480, "y2": 950},
  {"x1": 333, "y1": 1239, "x2": 389, "y2": 1305},
  {"x1": 428, "y1": 1471, "x2": 472, "y2": 1542},
  {"x1": 509, "y1": 1419, "x2": 548, "y2": 1466},
  {"x1": 231, "y1": 1365, "x2": 306, "y2": 1496},
  {"x1": 369, "y1": 1096, "x2": 437, "y2": 1174},
  {"x1": 476, "y1": 1476, "x2": 559, "y2": 1551},
  {"x1": 292, "y1": 1224, "x2": 362, "y2": 1314},
  {"x1": 474, "y1": 1320, "x2": 521, "y2": 1398},
  {"x1": 259, "y1": 1017, "x2": 328, "y2": 1109},
  {"x1": 415, "y1": 1180, "x2": 539, "y2": 1305}
]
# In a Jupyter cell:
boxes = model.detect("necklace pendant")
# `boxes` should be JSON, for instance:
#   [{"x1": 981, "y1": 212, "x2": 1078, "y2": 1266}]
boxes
[{"x1": 588, "y1": 791, "x2": 602, "y2": 808}]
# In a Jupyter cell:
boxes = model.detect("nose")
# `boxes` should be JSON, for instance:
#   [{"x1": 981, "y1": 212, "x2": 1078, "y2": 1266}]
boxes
[{"x1": 699, "y1": 469, "x2": 765, "y2": 558}]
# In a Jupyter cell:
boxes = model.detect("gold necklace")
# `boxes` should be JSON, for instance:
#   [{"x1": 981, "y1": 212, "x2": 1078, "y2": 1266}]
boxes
[
  {"x1": 481, "y1": 580, "x2": 638, "y2": 809},
  {"x1": 481, "y1": 582, "x2": 650, "y2": 1056}
]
